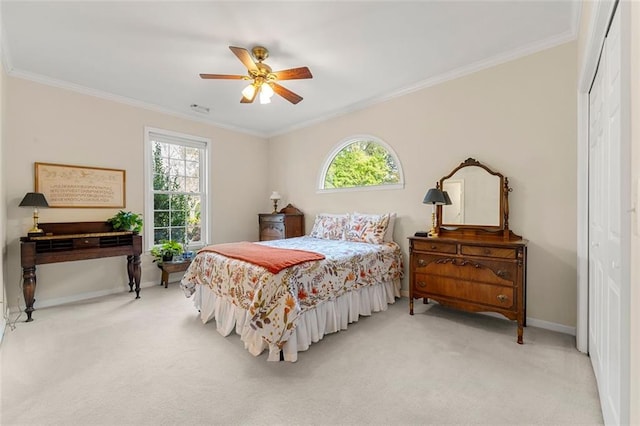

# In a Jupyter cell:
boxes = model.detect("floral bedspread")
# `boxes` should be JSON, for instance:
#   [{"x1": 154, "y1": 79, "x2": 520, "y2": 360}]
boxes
[{"x1": 180, "y1": 236, "x2": 403, "y2": 349}]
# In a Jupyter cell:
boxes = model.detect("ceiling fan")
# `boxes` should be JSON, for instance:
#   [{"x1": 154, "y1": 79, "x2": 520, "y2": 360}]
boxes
[{"x1": 200, "y1": 46, "x2": 313, "y2": 105}]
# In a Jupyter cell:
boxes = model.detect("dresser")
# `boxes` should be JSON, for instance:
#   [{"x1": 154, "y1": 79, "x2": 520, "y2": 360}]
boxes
[
  {"x1": 410, "y1": 158, "x2": 528, "y2": 343},
  {"x1": 258, "y1": 203, "x2": 304, "y2": 241},
  {"x1": 409, "y1": 234, "x2": 527, "y2": 343}
]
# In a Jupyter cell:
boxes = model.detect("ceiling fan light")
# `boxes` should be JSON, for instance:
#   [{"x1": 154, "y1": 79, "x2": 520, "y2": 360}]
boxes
[
  {"x1": 259, "y1": 90, "x2": 272, "y2": 104},
  {"x1": 241, "y1": 84, "x2": 256, "y2": 100},
  {"x1": 261, "y1": 83, "x2": 274, "y2": 98}
]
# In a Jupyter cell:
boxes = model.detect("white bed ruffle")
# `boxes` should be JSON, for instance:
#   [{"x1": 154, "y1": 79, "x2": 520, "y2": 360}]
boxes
[{"x1": 192, "y1": 278, "x2": 401, "y2": 362}]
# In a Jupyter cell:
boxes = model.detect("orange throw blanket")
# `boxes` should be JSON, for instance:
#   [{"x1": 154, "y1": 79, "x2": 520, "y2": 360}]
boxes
[{"x1": 199, "y1": 241, "x2": 325, "y2": 274}]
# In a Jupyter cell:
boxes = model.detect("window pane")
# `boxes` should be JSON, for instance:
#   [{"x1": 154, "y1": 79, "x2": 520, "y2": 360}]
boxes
[
  {"x1": 185, "y1": 177, "x2": 199, "y2": 193},
  {"x1": 170, "y1": 227, "x2": 186, "y2": 244},
  {"x1": 154, "y1": 194, "x2": 169, "y2": 210},
  {"x1": 185, "y1": 160, "x2": 199, "y2": 178},
  {"x1": 154, "y1": 228, "x2": 169, "y2": 244},
  {"x1": 154, "y1": 211, "x2": 169, "y2": 227},
  {"x1": 169, "y1": 145, "x2": 185, "y2": 160},
  {"x1": 323, "y1": 140, "x2": 401, "y2": 189},
  {"x1": 171, "y1": 209, "x2": 187, "y2": 227},
  {"x1": 187, "y1": 225, "x2": 201, "y2": 243}
]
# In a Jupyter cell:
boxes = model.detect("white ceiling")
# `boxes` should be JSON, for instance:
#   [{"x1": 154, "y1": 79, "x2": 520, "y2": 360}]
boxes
[{"x1": 1, "y1": 1, "x2": 579, "y2": 137}]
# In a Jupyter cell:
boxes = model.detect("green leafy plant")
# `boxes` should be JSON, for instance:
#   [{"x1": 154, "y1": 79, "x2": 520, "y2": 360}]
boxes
[
  {"x1": 107, "y1": 210, "x2": 143, "y2": 233},
  {"x1": 150, "y1": 240, "x2": 183, "y2": 262}
]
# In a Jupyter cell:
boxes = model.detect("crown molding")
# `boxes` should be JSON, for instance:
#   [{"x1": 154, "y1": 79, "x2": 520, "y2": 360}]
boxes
[
  {"x1": 6, "y1": 68, "x2": 266, "y2": 138},
  {"x1": 267, "y1": 30, "x2": 578, "y2": 138}
]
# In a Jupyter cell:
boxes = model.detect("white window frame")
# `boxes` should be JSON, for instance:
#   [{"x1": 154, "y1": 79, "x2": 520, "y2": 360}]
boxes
[
  {"x1": 144, "y1": 126, "x2": 210, "y2": 251},
  {"x1": 318, "y1": 134, "x2": 405, "y2": 193}
]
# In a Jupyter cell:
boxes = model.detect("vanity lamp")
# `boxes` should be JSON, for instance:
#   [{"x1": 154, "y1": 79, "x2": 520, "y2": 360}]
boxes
[
  {"x1": 422, "y1": 188, "x2": 449, "y2": 237},
  {"x1": 269, "y1": 191, "x2": 282, "y2": 213},
  {"x1": 19, "y1": 192, "x2": 50, "y2": 234}
]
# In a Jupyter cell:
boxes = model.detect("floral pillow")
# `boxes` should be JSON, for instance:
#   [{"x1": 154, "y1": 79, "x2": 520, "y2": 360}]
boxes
[
  {"x1": 309, "y1": 214, "x2": 348, "y2": 240},
  {"x1": 345, "y1": 213, "x2": 390, "y2": 244}
]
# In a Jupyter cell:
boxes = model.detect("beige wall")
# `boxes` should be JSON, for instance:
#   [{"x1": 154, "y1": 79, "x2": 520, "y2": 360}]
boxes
[
  {"x1": 630, "y1": 2, "x2": 640, "y2": 423},
  {"x1": 268, "y1": 41, "x2": 578, "y2": 328},
  {"x1": 3, "y1": 77, "x2": 268, "y2": 311},
  {"x1": 0, "y1": 46, "x2": 6, "y2": 339}
]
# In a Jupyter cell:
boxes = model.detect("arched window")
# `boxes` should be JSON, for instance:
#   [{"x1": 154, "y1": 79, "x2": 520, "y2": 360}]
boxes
[{"x1": 319, "y1": 135, "x2": 404, "y2": 192}]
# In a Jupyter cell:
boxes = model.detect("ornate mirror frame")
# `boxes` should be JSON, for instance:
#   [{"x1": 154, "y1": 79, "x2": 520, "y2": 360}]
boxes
[{"x1": 436, "y1": 158, "x2": 519, "y2": 240}]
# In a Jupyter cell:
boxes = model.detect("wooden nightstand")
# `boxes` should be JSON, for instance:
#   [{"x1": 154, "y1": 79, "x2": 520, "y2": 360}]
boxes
[
  {"x1": 258, "y1": 204, "x2": 304, "y2": 241},
  {"x1": 157, "y1": 259, "x2": 192, "y2": 288}
]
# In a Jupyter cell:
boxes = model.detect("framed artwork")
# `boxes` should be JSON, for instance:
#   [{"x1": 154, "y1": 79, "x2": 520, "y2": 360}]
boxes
[{"x1": 35, "y1": 162, "x2": 126, "y2": 208}]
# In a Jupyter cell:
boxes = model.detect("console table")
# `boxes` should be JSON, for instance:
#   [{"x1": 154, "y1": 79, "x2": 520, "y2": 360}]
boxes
[{"x1": 20, "y1": 221, "x2": 142, "y2": 322}]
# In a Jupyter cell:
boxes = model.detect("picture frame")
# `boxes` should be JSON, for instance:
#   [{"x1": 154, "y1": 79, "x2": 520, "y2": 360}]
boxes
[{"x1": 35, "y1": 162, "x2": 126, "y2": 208}]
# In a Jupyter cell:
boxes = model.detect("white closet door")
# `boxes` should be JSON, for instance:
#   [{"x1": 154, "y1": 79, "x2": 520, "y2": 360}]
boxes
[{"x1": 588, "y1": 7, "x2": 623, "y2": 425}]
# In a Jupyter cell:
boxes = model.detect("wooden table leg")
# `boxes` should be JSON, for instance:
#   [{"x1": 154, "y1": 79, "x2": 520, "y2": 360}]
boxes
[
  {"x1": 22, "y1": 266, "x2": 36, "y2": 322},
  {"x1": 127, "y1": 255, "x2": 141, "y2": 298},
  {"x1": 132, "y1": 255, "x2": 141, "y2": 299},
  {"x1": 127, "y1": 255, "x2": 134, "y2": 293}
]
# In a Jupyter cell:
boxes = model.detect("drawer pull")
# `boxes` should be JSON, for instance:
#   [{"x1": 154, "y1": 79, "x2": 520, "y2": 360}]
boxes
[
  {"x1": 84, "y1": 239, "x2": 89, "y2": 244},
  {"x1": 431, "y1": 245, "x2": 437, "y2": 249},
  {"x1": 418, "y1": 259, "x2": 426, "y2": 267},
  {"x1": 497, "y1": 294, "x2": 509, "y2": 302},
  {"x1": 417, "y1": 281, "x2": 427, "y2": 288},
  {"x1": 496, "y1": 270, "x2": 507, "y2": 278}
]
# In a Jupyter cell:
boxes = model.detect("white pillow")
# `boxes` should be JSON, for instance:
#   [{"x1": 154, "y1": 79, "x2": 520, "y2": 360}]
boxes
[{"x1": 384, "y1": 212, "x2": 397, "y2": 242}]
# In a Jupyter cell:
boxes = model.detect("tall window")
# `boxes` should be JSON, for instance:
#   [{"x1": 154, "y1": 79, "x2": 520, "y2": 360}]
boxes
[
  {"x1": 145, "y1": 127, "x2": 209, "y2": 250},
  {"x1": 319, "y1": 135, "x2": 404, "y2": 191}
]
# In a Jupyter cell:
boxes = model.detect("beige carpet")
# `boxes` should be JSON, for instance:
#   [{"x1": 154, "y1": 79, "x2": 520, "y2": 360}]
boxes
[{"x1": 1, "y1": 283, "x2": 603, "y2": 425}]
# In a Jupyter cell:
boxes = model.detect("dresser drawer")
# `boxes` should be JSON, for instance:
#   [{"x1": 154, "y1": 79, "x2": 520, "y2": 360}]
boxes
[
  {"x1": 412, "y1": 240, "x2": 457, "y2": 254},
  {"x1": 72, "y1": 237, "x2": 100, "y2": 249},
  {"x1": 260, "y1": 223, "x2": 285, "y2": 241},
  {"x1": 460, "y1": 245, "x2": 516, "y2": 259},
  {"x1": 260, "y1": 215, "x2": 284, "y2": 223},
  {"x1": 414, "y1": 273, "x2": 515, "y2": 309}
]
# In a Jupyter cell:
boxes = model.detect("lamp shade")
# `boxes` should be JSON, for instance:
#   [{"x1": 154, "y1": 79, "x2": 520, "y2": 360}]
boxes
[
  {"x1": 422, "y1": 188, "x2": 447, "y2": 205},
  {"x1": 269, "y1": 191, "x2": 281, "y2": 200},
  {"x1": 19, "y1": 192, "x2": 49, "y2": 208}
]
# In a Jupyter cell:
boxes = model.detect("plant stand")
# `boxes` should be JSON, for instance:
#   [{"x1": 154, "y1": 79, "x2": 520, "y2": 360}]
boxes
[{"x1": 157, "y1": 259, "x2": 192, "y2": 288}]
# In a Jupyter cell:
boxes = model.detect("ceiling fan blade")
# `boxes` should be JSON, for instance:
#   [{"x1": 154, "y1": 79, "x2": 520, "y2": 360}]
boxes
[
  {"x1": 271, "y1": 83, "x2": 303, "y2": 104},
  {"x1": 199, "y1": 73, "x2": 246, "y2": 80},
  {"x1": 272, "y1": 67, "x2": 313, "y2": 80},
  {"x1": 229, "y1": 46, "x2": 258, "y2": 73}
]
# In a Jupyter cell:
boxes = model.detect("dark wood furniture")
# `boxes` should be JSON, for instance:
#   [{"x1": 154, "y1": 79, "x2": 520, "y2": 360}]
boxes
[
  {"x1": 409, "y1": 158, "x2": 528, "y2": 343},
  {"x1": 258, "y1": 204, "x2": 304, "y2": 241},
  {"x1": 20, "y1": 221, "x2": 142, "y2": 322},
  {"x1": 157, "y1": 259, "x2": 192, "y2": 288}
]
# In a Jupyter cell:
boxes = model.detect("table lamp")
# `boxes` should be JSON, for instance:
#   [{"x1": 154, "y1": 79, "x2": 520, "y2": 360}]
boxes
[
  {"x1": 19, "y1": 192, "x2": 49, "y2": 234},
  {"x1": 269, "y1": 191, "x2": 281, "y2": 213},
  {"x1": 422, "y1": 188, "x2": 448, "y2": 237}
]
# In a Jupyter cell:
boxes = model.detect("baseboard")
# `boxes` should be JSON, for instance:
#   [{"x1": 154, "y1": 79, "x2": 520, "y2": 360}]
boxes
[
  {"x1": 398, "y1": 291, "x2": 576, "y2": 336},
  {"x1": 7, "y1": 280, "x2": 159, "y2": 315}
]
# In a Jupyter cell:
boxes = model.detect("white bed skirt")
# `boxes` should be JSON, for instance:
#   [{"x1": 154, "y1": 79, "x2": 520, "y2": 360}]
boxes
[{"x1": 192, "y1": 279, "x2": 401, "y2": 362}]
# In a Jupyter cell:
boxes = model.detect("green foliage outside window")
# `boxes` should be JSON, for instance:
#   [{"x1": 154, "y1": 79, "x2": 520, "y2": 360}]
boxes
[
  {"x1": 152, "y1": 143, "x2": 201, "y2": 246},
  {"x1": 324, "y1": 140, "x2": 400, "y2": 189}
]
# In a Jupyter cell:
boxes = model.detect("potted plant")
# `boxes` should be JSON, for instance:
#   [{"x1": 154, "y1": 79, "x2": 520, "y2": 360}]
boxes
[
  {"x1": 107, "y1": 210, "x2": 143, "y2": 233},
  {"x1": 150, "y1": 240, "x2": 183, "y2": 263}
]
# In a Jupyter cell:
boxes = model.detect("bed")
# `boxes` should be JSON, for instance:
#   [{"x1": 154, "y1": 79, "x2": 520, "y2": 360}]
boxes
[{"x1": 180, "y1": 212, "x2": 403, "y2": 361}]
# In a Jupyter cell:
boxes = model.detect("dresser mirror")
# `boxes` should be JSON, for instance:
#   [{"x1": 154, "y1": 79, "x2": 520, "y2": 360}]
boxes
[{"x1": 437, "y1": 158, "x2": 508, "y2": 232}]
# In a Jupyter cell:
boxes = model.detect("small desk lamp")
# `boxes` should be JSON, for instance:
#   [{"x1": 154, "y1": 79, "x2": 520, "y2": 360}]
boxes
[
  {"x1": 19, "y1": 192, "x2": 49, "y2": 234},
  {"x1": 269, "y1": 191, "x2": 281, "y2": 214},
  {"x1": 422, "y1": 188, "x2": 448, "y2": 237}
]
